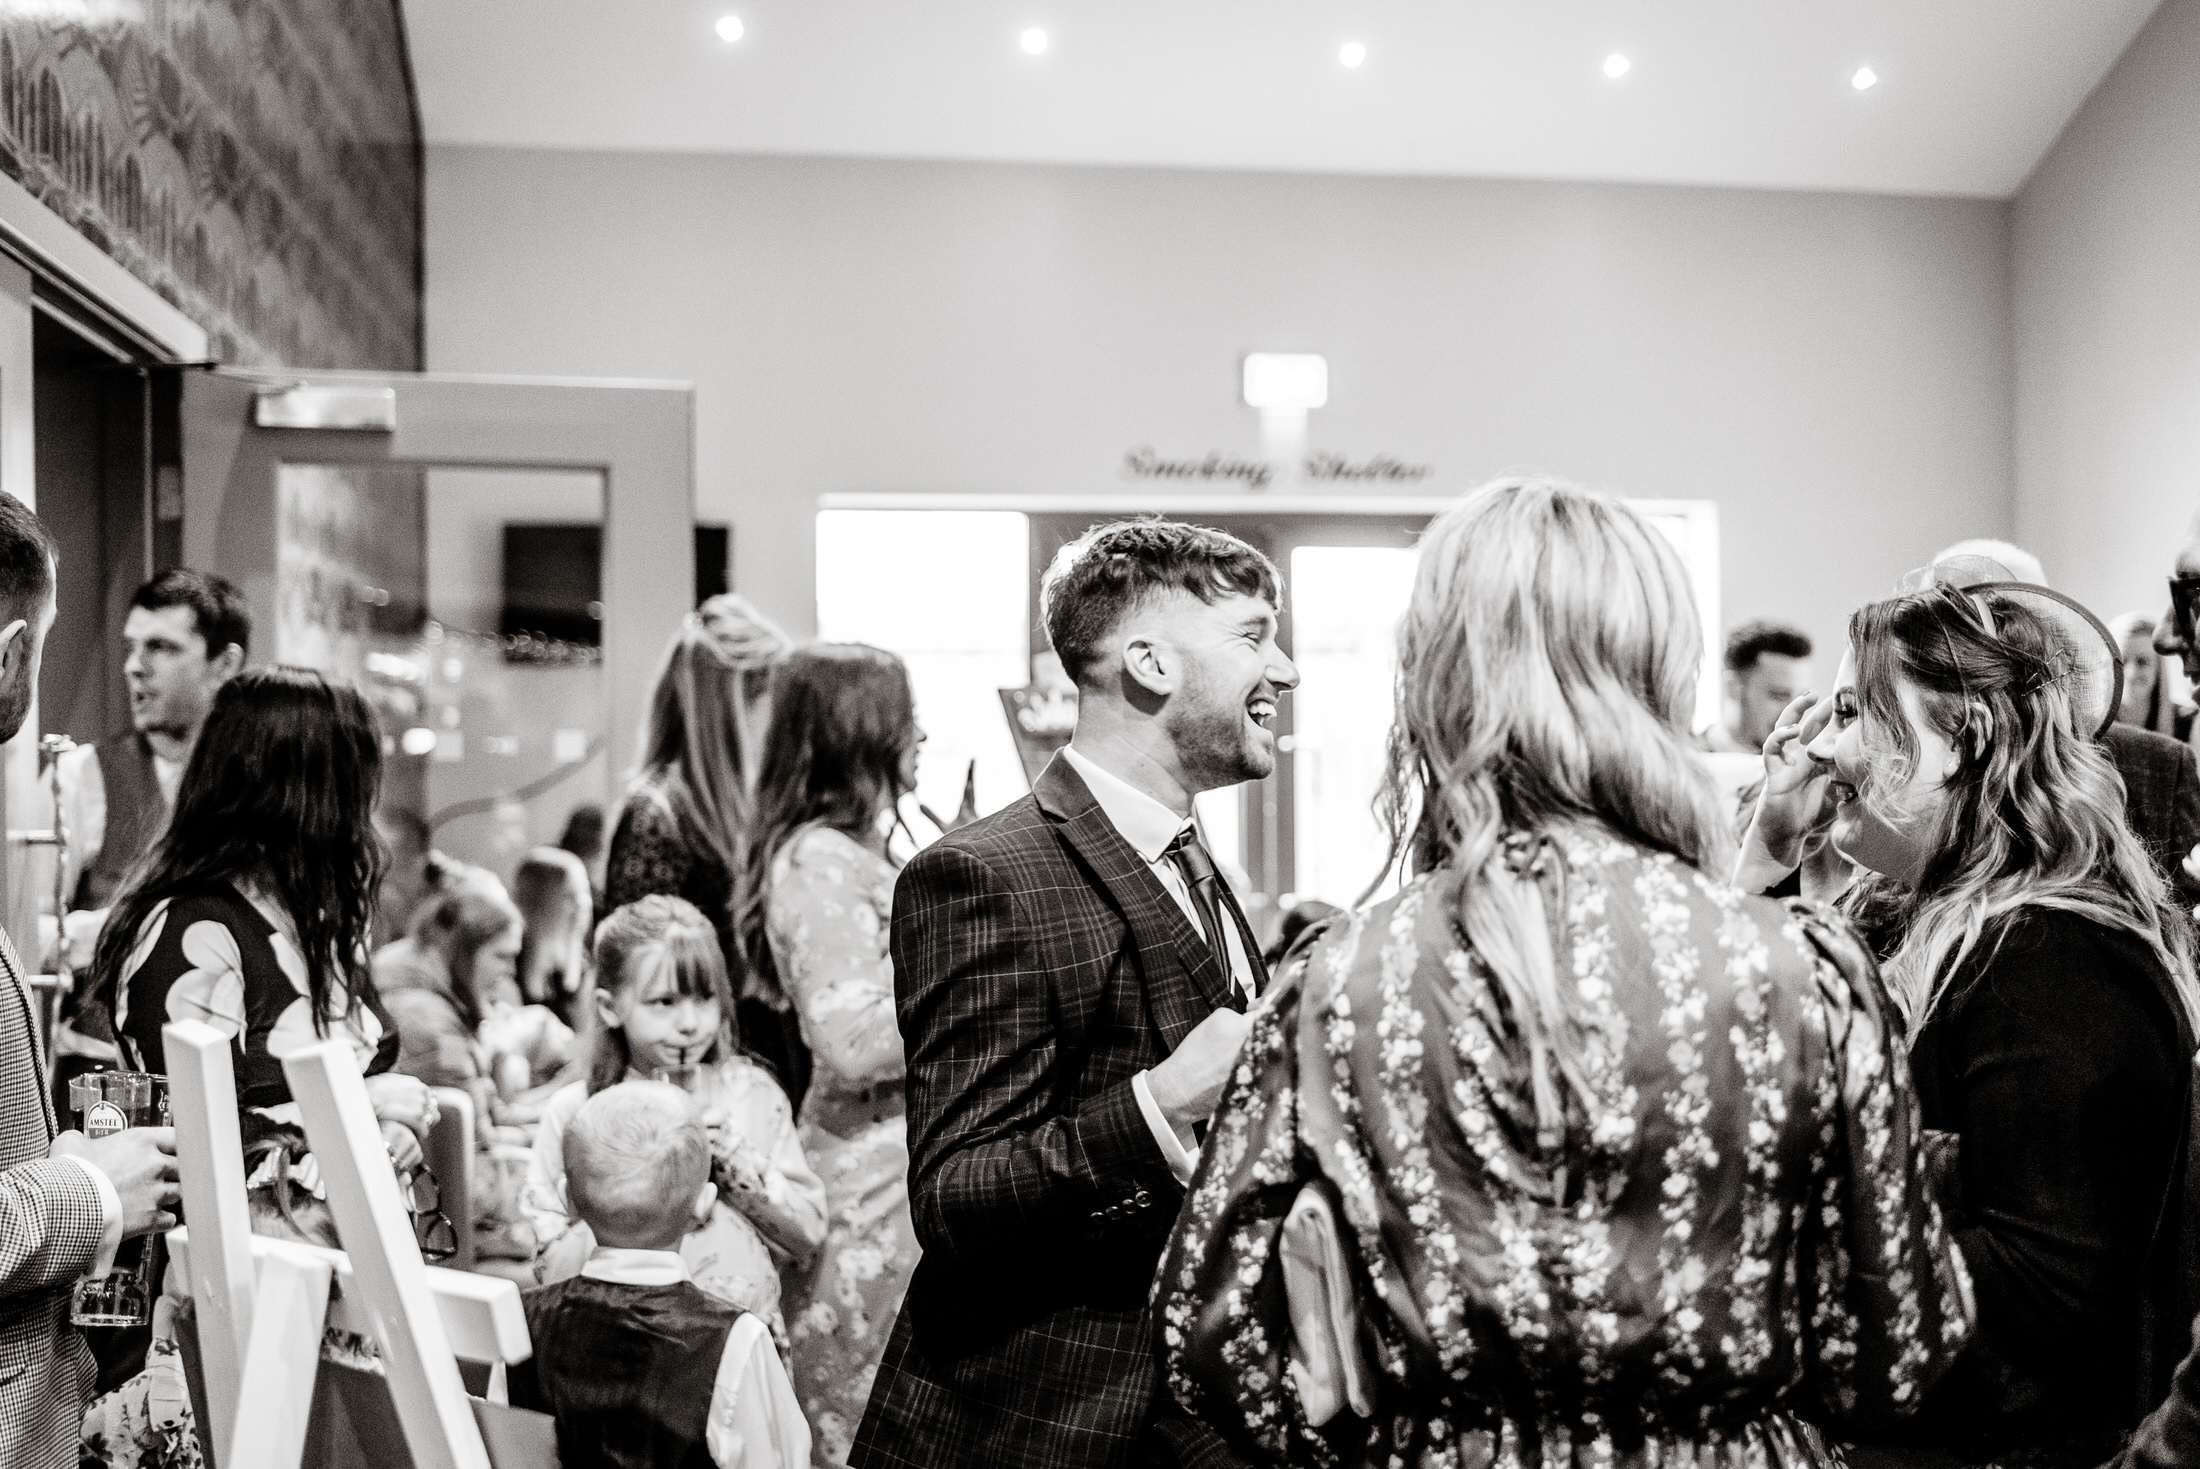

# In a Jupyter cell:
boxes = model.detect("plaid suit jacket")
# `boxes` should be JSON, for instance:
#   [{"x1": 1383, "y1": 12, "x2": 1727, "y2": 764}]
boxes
[
  {"x1": 2104, "y1": 722, "x2": 2200, "y2": 900},
  {"x1": 852, "y1": 754, "x2": 1243, "y2": 1469},
  {"x1": 0, "y1": 925, "x2": 105, "y2": 1469}
]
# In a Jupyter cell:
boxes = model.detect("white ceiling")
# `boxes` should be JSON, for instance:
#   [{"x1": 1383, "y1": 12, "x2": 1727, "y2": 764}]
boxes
[{"x1": 403, "y1": 0, "x2": 2160, "y2": 199}]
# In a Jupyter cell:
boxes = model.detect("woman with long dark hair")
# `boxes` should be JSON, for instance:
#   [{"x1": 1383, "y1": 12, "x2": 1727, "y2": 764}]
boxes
[
  {"x1": 93, "y1": 665, "x2": 437, "y2": 1166},
  {"x1": 1741, "y1": 569, "x2": 2199, "y2": 1466},
  {"x1": 736, "y1": 643, "x2": 922, "y2": 1467},
  {"x1": 1157, "y1": 480, "x2": 1968, "y2": 1467}
]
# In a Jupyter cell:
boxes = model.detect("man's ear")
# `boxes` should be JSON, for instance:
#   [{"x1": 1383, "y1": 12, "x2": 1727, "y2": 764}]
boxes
[
  {"x1": 211, "y1": 643, "x2": 246, "y2": 680},
  {"x1": 1120, "y1": 633, "x2": 1175, "y2": 698},
  {"x1": 0, "y1": 618, "x2": 29, "y2": 674}
]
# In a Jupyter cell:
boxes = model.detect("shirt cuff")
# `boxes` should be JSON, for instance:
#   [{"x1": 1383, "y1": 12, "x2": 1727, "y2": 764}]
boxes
[
  {"x1": 57, "y1": 1154, "x2": 124, "y2": 1277},
  {"x1": 1132, "y1": 1069, "x2": 1199, "y2": 1186}
]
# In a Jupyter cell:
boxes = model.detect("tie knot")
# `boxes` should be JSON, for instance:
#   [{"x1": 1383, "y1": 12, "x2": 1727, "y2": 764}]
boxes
[{"x1": 1165, "y1": 826, "x2": 1217, "y2": 885}]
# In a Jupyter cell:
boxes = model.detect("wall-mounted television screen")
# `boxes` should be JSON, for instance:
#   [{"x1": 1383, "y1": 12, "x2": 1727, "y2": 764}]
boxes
[{"x1": 501, "y1": 522, "x2": 732, "y2": 659}]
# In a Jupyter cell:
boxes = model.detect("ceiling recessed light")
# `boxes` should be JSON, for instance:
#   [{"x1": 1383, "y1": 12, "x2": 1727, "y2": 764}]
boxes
[
  {"x1": 1851, "y1": 66, "x2": 1879, "y2": 91},
  {"x1": 1603, "y1": 53, "x2": 1631, "y2": 79},
  {"x1": 1338, "y1": 41, "x2": 1367, "y2": 69},
  {"x1": 714, "y1": 14, "x2": 743, "y2": 43},
  {"x1": 1020, "y1": 27, "x2": 1049, "y2": 55}
]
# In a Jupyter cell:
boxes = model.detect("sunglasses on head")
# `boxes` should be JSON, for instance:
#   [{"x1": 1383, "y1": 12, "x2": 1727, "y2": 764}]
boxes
[{"x1": 2172, "y1": 576, "x2": 2200, "y2": 644}]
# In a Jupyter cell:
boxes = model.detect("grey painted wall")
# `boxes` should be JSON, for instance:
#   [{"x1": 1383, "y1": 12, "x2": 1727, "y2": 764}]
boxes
[
  {"x1": 426, "y1": 147, "x2": 2014, "y2": 657},
  {"x1": 2013, "y1": 0, "x2": 2200, "y2": 624}
]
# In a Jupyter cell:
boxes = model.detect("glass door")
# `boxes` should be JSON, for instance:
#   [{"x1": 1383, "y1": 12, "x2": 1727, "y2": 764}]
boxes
[{"x1": 179, "y1": 369, "x2": 694, "y2": 890}]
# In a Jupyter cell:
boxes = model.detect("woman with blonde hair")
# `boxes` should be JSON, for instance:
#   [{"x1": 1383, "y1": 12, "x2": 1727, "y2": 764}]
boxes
[
  {"x1": 1741, "y1": 566, "x2": 2199, "y2": 1466},
  {"x1": 605, "y1": 593, "x2": 803, "y2": 1094},
  {"x1": 1157, "y1": 478, "x2": 1969, "y2": 1467}
]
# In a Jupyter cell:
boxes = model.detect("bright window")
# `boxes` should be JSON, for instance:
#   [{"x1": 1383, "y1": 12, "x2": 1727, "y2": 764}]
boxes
[
  {"x1": 1288, "y1": 545, "x2": 1417, "y2": 909},
  {"x1": 815, "y1": 510, "x2": 1030, "y2": 823}
]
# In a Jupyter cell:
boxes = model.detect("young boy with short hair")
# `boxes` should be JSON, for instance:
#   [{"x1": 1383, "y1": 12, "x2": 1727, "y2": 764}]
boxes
[{"x1": 510, "y1": 1081, "x2": 809, "y2": 1469}]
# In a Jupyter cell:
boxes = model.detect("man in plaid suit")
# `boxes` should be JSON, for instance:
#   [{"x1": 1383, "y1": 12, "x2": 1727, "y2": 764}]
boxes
[
  {"x1": 854, "y1": 521, "x2": 1297, "y2": 1469},
  {"x1": 0, "y1": 494, "x2": 180, "y2": 1469}
]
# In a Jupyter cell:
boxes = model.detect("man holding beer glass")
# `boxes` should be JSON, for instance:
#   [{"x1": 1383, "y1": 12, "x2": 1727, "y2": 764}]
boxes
[{"x1": 0, "y1": 495, "x2": 180, "y2": 1469}]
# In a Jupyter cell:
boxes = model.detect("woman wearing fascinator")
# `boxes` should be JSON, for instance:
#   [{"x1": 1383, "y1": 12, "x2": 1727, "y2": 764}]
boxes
[
  {"x1": 1736, "y1": 559, "x2": 2200, "y2": 1468},
  {"x1": 1154, "y1": 479, "x2": 1970, "y2": 1468}
]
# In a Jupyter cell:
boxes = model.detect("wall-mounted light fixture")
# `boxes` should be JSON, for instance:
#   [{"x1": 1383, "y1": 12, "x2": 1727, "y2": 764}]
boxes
[
  {"x1": 1242, "y1": 353, "x2": 1328, "y2": 412},
  {"x1": 1243, "y1": 353, "x2": 1326, "y2": 488}
]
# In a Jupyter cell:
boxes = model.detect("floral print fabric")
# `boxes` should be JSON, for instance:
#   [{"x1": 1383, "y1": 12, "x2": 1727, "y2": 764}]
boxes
[
  {"x1": 111, "y1": 882, "x2": 394, "y2": 1109},
  {"x1": 1156, "y1": 830, "x2": 1974, "y2": 1468},
  {"x1": 769, "y1": 826, "x2": 922, "y2": 1468}
]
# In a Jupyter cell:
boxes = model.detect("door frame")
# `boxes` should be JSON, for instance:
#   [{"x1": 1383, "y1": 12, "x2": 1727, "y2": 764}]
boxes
[
  {"x1": 0, "y1": 178, "x2": 208, "y2": 994},
  {"x1": 181, "y1": 367, "x2": 696, "y2": 779}
]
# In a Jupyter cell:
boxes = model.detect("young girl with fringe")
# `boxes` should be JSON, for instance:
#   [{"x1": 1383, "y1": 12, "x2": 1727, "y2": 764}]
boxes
[{"x1": 524, "y1": 895, "x2": 826, "y2": 1344}]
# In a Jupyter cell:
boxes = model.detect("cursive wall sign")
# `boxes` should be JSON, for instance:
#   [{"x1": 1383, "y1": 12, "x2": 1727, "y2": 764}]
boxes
[
  {"x1": 1302, "y1": 451, "x2": 1433, "y2": 483},
  {"x1": 1122, "y1": 445, "x2": 1433, "y2": 490},
  {"x1": 1122, "y1": 446, "x2": 1275, "y2": 488}
]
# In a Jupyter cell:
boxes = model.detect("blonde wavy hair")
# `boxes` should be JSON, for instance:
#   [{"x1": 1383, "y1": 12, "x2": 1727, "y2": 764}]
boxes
[
  {"x1": 1378, "y1": 477, "x2": 1733, "y2": 1131},
  {"x1": 1841, "y1": 585, "x2": 2200, "y2": 1032}
]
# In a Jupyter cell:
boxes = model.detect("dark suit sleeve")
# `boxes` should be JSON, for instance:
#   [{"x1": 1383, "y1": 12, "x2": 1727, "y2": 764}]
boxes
[
  {"x1": 2171, "y1": 749, "x2": 2200, "y2": 902},
  {"x1": 894, "y1": 842, "x2": 1181, "y2": 1264}
]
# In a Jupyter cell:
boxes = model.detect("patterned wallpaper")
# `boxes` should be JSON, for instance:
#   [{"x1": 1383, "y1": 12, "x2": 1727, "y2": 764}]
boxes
[{"x1": 0, "y1": 0, "x2": 420, "y2": 369}]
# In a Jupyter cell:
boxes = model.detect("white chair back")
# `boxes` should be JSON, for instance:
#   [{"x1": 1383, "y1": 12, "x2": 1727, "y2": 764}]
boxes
[
  {"x1": 163, "y1": 1023, "x2": 543, "y2": 1469},
  {"x1": 163, "y1": 1020, "x2": 257, "y2": 1455},
  {"x1": 282, "y1": 1038, "x2": 493, "y2": 1469}
]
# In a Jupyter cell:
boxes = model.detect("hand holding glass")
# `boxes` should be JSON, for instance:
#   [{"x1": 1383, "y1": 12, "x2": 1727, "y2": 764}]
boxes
[{"x1": 66, "y1": 1072, "x2": 171, "y2": 1327}]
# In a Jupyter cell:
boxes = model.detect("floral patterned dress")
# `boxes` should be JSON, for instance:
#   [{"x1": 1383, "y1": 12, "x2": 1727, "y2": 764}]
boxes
[
  {"x1": 110, "y1": 881, "x2": 397, "y2": 1110},
  {"x1": 768, "y1": 825, "x2": 921, "y2": 1468},
  {"x1": 1157, "y1": 829, "x2": 1975, "y2": 1468}
]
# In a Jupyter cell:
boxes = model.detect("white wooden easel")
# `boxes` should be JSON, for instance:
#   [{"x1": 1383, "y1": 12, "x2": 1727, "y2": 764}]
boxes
[{"x1": 163, "y1": 1021, "x2": 546, "y2": 1469}]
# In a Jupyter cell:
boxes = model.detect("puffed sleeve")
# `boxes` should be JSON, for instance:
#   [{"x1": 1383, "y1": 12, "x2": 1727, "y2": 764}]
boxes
[
  {"x1": 523, "y1": 1081, "x2": 586, "y2": 1259},
  {"x1": 1785, "y1": 899, "x2": 1975, "y2": 1437}
]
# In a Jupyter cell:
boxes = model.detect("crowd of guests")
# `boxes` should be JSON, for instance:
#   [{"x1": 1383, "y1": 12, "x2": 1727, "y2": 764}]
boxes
[{"x1": 19, "y1": 476, "x2": 2200, "y2": 1469}]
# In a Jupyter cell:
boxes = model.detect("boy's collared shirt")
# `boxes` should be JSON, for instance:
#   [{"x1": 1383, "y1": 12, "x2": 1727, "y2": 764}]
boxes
[{"x1": 579, "y1": 1247, "x2": 811, "y2": 1469}]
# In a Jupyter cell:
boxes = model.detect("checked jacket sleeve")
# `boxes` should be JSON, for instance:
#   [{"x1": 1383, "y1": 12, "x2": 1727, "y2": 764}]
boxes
[
  {"x1": 0, "y1": 1160, "x2": 106, "y2": 1301},
  {"x1": 895, "y1": 842, "x2": 1181, "y2": 1262}
]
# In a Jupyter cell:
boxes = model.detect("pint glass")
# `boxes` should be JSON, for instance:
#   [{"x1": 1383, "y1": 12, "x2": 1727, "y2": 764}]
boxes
[{"x1": 67, "y1": 1071, "x2": 169, "y2": 1328}]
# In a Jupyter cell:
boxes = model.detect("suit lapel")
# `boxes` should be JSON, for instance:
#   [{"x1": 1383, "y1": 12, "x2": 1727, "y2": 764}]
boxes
[{"x1": 1036, "y1": 755, "x2": 1229, "y2": 1049}]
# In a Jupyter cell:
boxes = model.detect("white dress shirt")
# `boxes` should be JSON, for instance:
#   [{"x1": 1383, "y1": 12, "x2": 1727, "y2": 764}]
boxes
[
  {"x1": 1060, "y1": 745, "x2": 1259, "y2": 1185},
  {"x1": 578, "y1": 1247, "x2": 812, "y2": 1469}
]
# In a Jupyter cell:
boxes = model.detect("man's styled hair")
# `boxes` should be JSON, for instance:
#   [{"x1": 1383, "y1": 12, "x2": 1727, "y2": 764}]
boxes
[
  {"x1": 0, "y1": 492, "x2": 55, "y2": 627},
  {"x1": 563, "y1": 1080, "x2": 710, "y2": 1244},
  {"x1": 132, "y1": 568, "x2": 251, "y2": 658},
  {"x1": 1724, "y1": 619, "x2": 1812, "y2": 675},
  {"x1": 1040, "y1": 519, "x2": 1281, "y2": 685}
]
